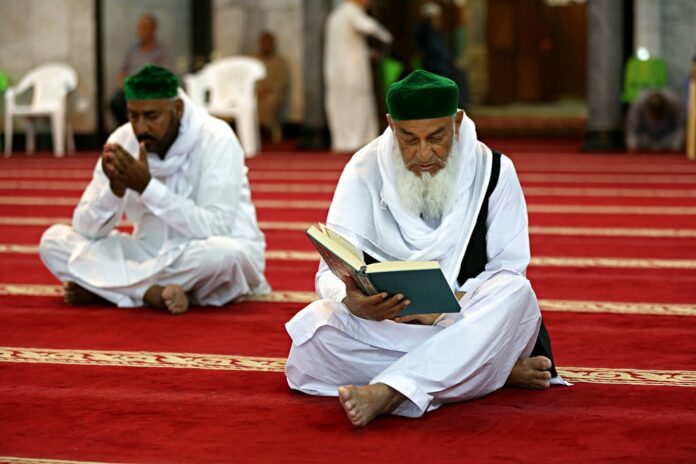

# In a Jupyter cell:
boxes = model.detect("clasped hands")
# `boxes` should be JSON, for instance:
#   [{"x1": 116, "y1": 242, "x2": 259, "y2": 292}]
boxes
[
  {"x1": 102, "y1": 142, "x2": 151, "y2": 197},
  {"x1": 340, "y1": 275, "x2": 442, "y2": 325}
]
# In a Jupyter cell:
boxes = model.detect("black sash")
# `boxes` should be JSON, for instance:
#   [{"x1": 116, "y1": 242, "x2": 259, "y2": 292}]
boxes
[{"x1": 364, "y1": 149, "x2": 557, "y2": 376}]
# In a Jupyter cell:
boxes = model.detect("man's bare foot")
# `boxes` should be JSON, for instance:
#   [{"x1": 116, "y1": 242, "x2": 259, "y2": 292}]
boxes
[
  {"x1": 338, "y1": 383, "x2": 405, "y2": 428},
  {"x1": 506, "y1": 356, "x2": 553, "y2": 389},
  {"x1": 63, "y1": 281, "x2": 108, "y2": 306},
  {"x1": 143, "y1": 284, "x2": 190, "y2": 315}
]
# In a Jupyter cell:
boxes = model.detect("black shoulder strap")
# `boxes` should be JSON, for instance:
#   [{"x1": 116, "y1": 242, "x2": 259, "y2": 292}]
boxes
[{"x1": 456, "y1": 149, "x2": 502, "y2": 287}]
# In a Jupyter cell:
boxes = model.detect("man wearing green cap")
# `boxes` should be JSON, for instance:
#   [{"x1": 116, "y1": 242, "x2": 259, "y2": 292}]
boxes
[
  {"x1": 285, "y1": 70, "x2": 564, "y2": 427},
  {"x1": 39, "y1": 65, "x2": 270, "y2": 314}
]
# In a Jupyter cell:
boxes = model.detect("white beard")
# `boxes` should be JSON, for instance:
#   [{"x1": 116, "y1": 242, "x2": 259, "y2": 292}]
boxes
[{"x1": 392, "y1": 143, "x2": 459, "y2": 223}]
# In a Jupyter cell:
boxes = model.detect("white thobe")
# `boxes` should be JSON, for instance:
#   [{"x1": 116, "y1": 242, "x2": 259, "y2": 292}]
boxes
[
  {"x1": 40, "y1": 96, "x2": 270, "y2": 307},
  {"x1": 324, "y1": 1, "x2": 392, "y2": 152},
  {"x1": 285, "y1": 142, "x2": 546, "y2": 417}
]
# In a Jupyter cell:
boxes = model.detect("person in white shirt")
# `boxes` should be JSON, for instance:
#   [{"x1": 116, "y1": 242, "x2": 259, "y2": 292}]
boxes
[
  {"x1": 324, "y1": 0, "x2": 393, "y2": 153},
  {"x1": 285, "y1": 70, "x2": 564, "y2": 427},
  {"x1": 40, "y1": 65, "x2": 270, "y2": 314}
]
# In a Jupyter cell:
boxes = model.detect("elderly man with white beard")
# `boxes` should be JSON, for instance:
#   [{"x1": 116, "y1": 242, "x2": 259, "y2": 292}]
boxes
[{"x1": 284, "y1": 70, "x2": 564, "y2": 427}]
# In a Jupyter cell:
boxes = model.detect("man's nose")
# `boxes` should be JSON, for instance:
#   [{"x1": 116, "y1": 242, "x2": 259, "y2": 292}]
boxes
[
  {"x1": 416, "y1": 141, "x2": 432, "y2": 162},
  {"x1": 131, "y1": 117, "x2": 147, "y2": 135}
]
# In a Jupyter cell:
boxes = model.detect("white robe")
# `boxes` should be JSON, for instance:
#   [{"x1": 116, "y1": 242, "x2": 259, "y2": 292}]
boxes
[
  {"x1": 324, "y1": 1, "x2": 392, "y2": 152},
  {"x1": 285, "y1": 117, "x2": 556, "y2": 417},
  {"x1": 39, "y1": 91, "x2": 270, "y2": 307}
]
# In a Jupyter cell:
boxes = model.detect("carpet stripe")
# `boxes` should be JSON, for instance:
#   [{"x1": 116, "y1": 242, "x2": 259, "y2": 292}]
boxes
[
  {"x1": 0, "y1": 458, "x2": 116, "y2": 464},
  {"x1": 4, "y1": 244, "x2": 696, "y2": 269},
  {"x1": 1, "y1": 284, "x2": 694, "y2": 316},
  {"x1": 0, "y1": 347, "x2": 693, "y2": 387},
  {"x1": 2, "y1": 196, "x2": 696, "y2": 215},
  {"x1": 3, "y1": 217, "x2": 696, "y2": 239},
  {"x1": 6, "y1": 180, "x2": 696, "y2": 199},
  {"x1": 2, "y1": 170, "x2": 696, "y2": 184}
]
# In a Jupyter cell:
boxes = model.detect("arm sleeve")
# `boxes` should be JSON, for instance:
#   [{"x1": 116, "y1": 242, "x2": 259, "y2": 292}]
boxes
[
  {"x1": 351, "y1": 9, "x2": 393, "y2": 44},
  {"x1": 315, "y1": 259, "x2": 348, "y2": 303},
  {"x1": 139, "y1": 136, "x2": 242, "y2": 239},
  {"x1": 460, "y1": 156, "x2": 531, "y2": 294},
  {"x1": 72, "y1": 160, "x2": 125, "y2": 239}
]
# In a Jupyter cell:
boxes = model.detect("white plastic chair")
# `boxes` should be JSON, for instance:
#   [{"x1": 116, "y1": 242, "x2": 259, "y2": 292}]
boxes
[
  {"x1": 185, "y1": 57, "x2": 266, "y2": 157},
  {"x1": 4, "y1": 63, "x2": 78, "y2": 158}
]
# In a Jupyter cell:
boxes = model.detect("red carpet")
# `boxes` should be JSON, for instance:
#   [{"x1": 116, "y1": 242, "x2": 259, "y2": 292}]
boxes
[{"x1": 1, "y1": 140, "x2": 695, "y2": 463}]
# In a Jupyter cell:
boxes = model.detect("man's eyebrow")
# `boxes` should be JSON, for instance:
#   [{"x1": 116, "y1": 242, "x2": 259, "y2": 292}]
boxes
[{"x1": 398, "y1": 126, "x2": 447, "y2": 138}]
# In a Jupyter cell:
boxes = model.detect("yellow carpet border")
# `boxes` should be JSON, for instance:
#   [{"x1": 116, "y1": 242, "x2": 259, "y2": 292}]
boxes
[
  {"x1": 1, "y1": 347, "x2": 693, "y2": 387},
  {"x1": 1, "y1": 284, "x2": 695, "y2": 316},
  {"x1": 0, "y1": 457, "x2": 118, "y2": 464},
  {"x1": 4, "y1": 244, "x2": 696, "y2": 269}
]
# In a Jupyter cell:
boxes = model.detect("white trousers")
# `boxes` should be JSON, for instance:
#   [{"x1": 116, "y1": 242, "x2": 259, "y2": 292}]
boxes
[
  {"x1": 39, "y1": 224, "x2": 267, "y2": 308},
  {"x1": 285, "y1": 271, "x2": 541, "y2": 418}
]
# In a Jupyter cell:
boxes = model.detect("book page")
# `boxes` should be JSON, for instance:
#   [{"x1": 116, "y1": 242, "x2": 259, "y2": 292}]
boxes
[
  {"x1": 366, "y1": 260, "x2": 440, "y2": 273},
  {"x1": 305, "y1": 225, "x2": 364, "y2": 274}
]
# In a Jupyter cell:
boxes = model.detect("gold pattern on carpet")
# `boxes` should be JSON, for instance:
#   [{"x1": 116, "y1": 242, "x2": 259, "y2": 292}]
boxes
[{"x1": 1, "y1": 347, "x2": 693, "y2": 388}]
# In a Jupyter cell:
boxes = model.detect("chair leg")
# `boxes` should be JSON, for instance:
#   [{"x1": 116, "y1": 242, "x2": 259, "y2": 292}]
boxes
[
  {"x1": 66, "y1": 119, "x2": 75, "y2": 155},
  {"x1": 3, "y1": 113, "x2": 11, "y2": 157},
  {"x1": 238, "y1": 113, "x2": 257, "y2": 157},
  {"x1": 26, "y1": 118, "x2": 35, "y2": 155},
  {"x1": 51, "y1": 112, "x2": 65, "y2": 157}
]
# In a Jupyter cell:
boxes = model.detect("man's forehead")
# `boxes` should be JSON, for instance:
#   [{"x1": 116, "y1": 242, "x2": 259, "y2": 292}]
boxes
[
  {"x1": 127, "y1": 98, "x2": 177, "y2": 111},
  {"x1": 393, "y1": 115, "x2": 452, "y2": 136}
]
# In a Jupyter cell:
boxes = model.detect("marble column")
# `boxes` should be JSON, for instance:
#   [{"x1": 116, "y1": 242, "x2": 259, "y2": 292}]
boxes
[
  {"x1": 300, "y1": 0, "x2": 331, "y2": 149},
  {"x1": 583, "y1": 0, "x2": 625, "y2": 151}
]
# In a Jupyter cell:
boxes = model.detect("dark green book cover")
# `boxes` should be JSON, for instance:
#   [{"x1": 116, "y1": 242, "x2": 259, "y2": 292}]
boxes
[{"x1": 360, "y1": 267, "x2": 461, "y2": 316}]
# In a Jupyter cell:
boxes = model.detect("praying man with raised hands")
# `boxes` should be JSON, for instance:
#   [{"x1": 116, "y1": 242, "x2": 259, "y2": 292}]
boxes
[
  {"x1": 40, "y1": 65, "x2": 270, "y2": 314},
  {"x1": 285, "y1": 70, "x2": 566, "y2": 427}
]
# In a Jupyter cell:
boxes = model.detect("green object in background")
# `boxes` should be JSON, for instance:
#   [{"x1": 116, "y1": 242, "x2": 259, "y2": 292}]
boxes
[
  {"x1": 382, "y1": 58, "x2": 404, "y2": 90},
  {"x1": 0, "y1": 71, "x2": 8, "y2": 92},
  {"x1": 622, "y1": 56, "x2": 668, "y2": 103}
]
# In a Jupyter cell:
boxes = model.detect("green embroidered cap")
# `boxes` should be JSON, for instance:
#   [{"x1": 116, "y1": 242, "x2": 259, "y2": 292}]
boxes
[
  {"x1": 386, "y1": 70, "x2": 458, "y2": 121},
  {"x1": 124, "y1": 64, "x2": 179, "y2": 100}
]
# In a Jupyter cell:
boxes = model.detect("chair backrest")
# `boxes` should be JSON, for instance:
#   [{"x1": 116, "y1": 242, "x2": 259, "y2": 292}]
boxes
[
  {"x1": 15, "y1": 63, "x2": 78, "y2": 108},
  {"x1": 199, "y1": 57, "x2": 266, "y2": 110}
]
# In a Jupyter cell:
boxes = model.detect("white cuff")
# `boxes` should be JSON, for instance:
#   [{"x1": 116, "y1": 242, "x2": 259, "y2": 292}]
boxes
[
  {"x1": 97, "y1": 183, "x2": 123, "y2": 211},
  {"x1": 139, "y1": 178, "x2": 168, "y2": 213}
]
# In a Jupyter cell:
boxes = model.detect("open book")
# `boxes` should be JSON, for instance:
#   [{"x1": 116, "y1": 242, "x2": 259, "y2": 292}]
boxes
[{"x1": 305, "y1": 223, "x2": 461, "y2": 316}]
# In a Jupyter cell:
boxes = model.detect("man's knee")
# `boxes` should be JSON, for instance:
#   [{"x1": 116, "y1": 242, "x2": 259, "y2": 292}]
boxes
[
  {"x1": 192, "y1": 236, "x2": 248, "y2": 275},
  {"x1": 39, "y1": 224, "x2": 73, "y2": 265}
]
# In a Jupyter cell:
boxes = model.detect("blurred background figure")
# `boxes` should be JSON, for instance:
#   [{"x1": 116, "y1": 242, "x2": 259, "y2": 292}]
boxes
[
  {"x1": 324, "y1": 0, "x2": 392, "y2": 154},
  {"x1": 625, "y1": 88, "x2": 685, "y2": 152},
  {"x1": 109, "y1": 14, "x2": 171, "y2": 127},
  {"x1": 254, "y1": 31, "x2": 289, "y2": 143},
  {"x1": 413, "y1": 1, "x2": 469, "y2": 109}
]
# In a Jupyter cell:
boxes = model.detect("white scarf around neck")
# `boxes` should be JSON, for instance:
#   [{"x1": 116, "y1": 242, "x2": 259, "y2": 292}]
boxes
[{"x1": 327, "y1": 112, "x2": 492, "y2": 287}]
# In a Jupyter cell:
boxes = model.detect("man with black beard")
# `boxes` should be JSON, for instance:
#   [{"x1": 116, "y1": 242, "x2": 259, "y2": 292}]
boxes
[
  {"x1": 285, "y1": 70, "x2": 564, "y2": 427},
  {"x1": 40, "y1": 65, "x2": 270, "y2": 314}
]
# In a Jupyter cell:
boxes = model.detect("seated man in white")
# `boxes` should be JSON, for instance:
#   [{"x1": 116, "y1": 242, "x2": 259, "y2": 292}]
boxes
[
  {"x1": 40, "y1": 65, "x2": 270, "y2": 314},
  {"x1": 285, "y1": 70, "x2": 564, "y2": 427}
]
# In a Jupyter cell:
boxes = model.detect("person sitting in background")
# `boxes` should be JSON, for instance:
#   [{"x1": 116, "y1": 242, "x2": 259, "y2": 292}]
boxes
[
  {"x1": 254, "y1": 31, "x2": 289, "y2": 143},
  {"x1": 40, "y1": 65, "x2": 270, "y2": 314},
  {"x1": 625, "y1": 88, "x2": 685, "y2": 152},
  {"x1": 110, "y1": 14, "x2": 171, "y2": 127}
]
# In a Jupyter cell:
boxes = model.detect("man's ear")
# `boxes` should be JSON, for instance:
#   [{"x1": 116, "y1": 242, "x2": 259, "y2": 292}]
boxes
[
  {"x1": 386, "y1": 114, "x2": 395, "y2": 132},
  {"x1": 175, "y1": 98, "x2": 184, "y2": 121},
  {"x1": 454, "y1": 109, "x2": 464, "y2": 128}
]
